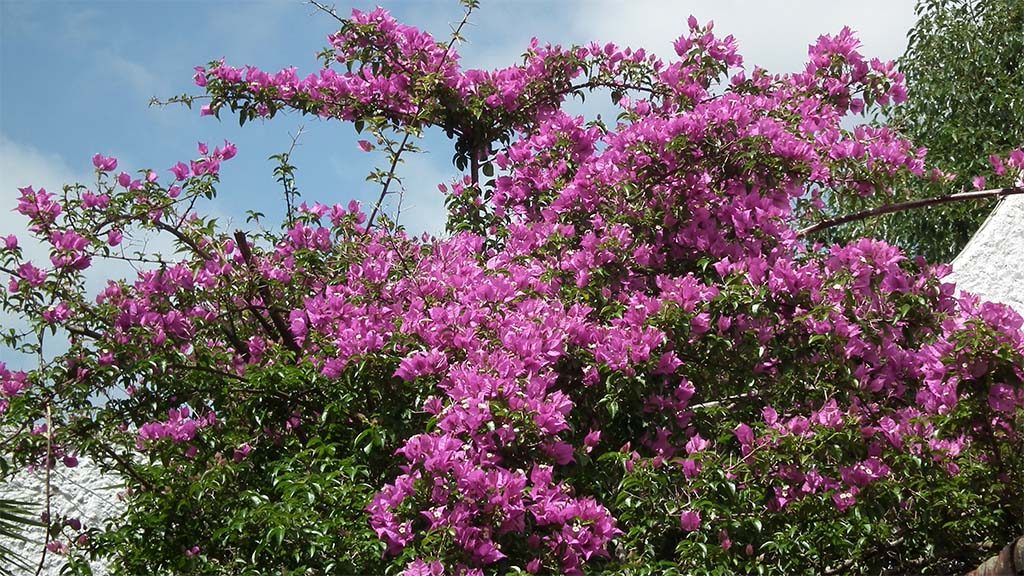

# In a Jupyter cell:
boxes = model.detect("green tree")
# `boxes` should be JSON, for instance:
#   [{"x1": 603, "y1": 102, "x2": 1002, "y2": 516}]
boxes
[{"x1": 823, "y1": 0, "x2": 1024, "y2": 262}]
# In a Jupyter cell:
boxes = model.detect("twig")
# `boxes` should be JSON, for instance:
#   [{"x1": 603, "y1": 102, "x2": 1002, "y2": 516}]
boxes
[
  {"x1": 153, "y1": 220, "x2": 211, "y2": 260},
  {"x1": 797, "y1": 186, "x2": 1024, "y2": 238},
  {"x1": 278, "y1": 126, "x2": 306, "y2": 227},
  {"x1": 165, "y1": 362, "x2": 249, "y2": 383},
  {"x1": 689, "y1": 391, "x2": 759, "y2": 411},
  {"x1": 175, "y1": 192, "x2": 202, "y2": 232},
  {"x1": 395, "y1": 179, "x2": 408, "y2": 228},
  {"x1": 0, "y1": 419, "x2": 31, "y2": 450},
  {"x1": 308, "y1": 0, "x2": 345, "y2": 24},
  {"x1": 367, "y1": 131, "x2": 413, "y2": 230}
]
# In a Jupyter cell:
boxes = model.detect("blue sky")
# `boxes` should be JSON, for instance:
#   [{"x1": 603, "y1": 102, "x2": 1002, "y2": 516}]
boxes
[{"x1": 1, "y1": 0, "x2": 918, "y2": 237}]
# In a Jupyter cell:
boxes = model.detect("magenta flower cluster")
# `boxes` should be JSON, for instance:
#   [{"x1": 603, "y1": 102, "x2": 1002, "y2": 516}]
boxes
[
  {"x1": 2, "y1": 6, "x2": 1023, "y2": 574},
  {"x1": 136, "y1": 406, "x2": 217, "y2": 454}
]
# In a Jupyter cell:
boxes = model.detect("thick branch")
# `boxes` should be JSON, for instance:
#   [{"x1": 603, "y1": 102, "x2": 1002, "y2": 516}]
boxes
[
  {"x1": 798, "y1": 186, "x2": 1024, "y2": 238},
  {"x1": 965, "y1": 536, "x2": 1024, "y2": 576},
  {"x1": 245, "y1": 304, "x2": 281, "y2": 346},
  {"x1": 220, "y1": 319, "x2": 251, "y2": 362},
  {"x1": 66, "y1": 324, "x2": 103, "y2": 340},
  {"x1": 232, "y1": 230, "x2": 301, "y2": 356}
]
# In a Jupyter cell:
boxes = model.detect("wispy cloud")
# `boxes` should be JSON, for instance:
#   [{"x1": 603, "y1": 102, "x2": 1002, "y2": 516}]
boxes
[
  {"x1": 1, "y1": 134, "x2": 81, "y2": 198},
  {"x1": 103, "y1": 51, "x2": 166, "y2": 100},
  {"x1": 0, "y1": 132, "x2": 86, "y2": 269}
]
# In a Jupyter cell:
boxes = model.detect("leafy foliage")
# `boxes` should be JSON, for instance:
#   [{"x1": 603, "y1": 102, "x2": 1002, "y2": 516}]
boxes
[{"x1": 1, "y1": 5, "x2": 1023, "y2": 576}]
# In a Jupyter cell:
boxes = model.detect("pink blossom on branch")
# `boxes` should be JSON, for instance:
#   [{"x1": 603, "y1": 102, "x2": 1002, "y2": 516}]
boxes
[{"x1": 0, "y1": 7, "x2": 1021, "y2": 576}]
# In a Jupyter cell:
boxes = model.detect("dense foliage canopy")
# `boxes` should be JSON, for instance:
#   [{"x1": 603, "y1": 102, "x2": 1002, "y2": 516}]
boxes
[{"x1": 2, "y1": 3, "x2": 1023, "y2": 575}]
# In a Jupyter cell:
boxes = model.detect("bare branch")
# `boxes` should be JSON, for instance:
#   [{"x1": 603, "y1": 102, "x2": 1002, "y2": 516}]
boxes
[
  {"x1": 277, "y1": 125, "x2": 306, "y2": 227},
  {"x1": 367, "y1": 132, "x2": 413, "y2": 230},
  {"x1": 797, "y1": 186, "x2": 1024, "y2": 238},
  {"x1": 308, "y1": 0, "x2": 345, "y2": 24}
]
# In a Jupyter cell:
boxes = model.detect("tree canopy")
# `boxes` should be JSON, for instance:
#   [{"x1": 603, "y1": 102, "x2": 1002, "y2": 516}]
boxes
[{"x1": 1, "y1": 3, "x2": 1023, "y2": 575}]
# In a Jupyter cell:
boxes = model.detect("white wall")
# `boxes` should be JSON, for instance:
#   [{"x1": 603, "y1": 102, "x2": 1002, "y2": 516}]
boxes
[
  {"x1": 0, "y1": 457, "x2": 121, "y2": 576},
  {"x1": 949, "y1": 194, "x2": 1024, "y2": 315}
]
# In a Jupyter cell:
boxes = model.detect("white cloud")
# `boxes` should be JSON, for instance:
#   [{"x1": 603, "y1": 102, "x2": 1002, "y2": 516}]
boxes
[
  {"x1": 0, "y1": 134, "x2": 203, "y2": 282},
  {"x1": 569, "y1": 0, "x2": 917, "y2": 74},
  {"x1": 0, "y1": 134, "x2": 81, "y2": 261},
  {"x1": 0, "y1": 135, "x2": 157, "y2": 290},
  {"x1": 0, "y1": 135, "x2": 81, "y2": 203},
  {"x1": 407, "y1": 1, "x2": 918, "y2": 77}
]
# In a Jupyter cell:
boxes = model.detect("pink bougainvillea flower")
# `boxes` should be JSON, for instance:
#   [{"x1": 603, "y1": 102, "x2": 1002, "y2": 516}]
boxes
[
  {"x1": 232, "y1": 443, "x2": 253, "y2": 463},
  {"x1": 719, "y1": 529, "x2": 732, "y2": 550},
  {"x1": 679, "y1": 509, "x2": 701, "y2": 532},
  {"x1": 91, "y1": 153, "x2": 117, "y2": 172},
  {"x1": 170, "y1": 162, "x2": 190, "y2": 181}
]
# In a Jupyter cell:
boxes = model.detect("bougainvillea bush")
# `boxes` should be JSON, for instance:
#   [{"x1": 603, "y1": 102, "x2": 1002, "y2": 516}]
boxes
[{"x1": 2, "y1": 3, "x2": 1023, "y2": 574}]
